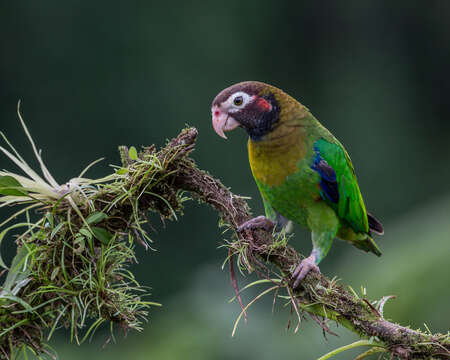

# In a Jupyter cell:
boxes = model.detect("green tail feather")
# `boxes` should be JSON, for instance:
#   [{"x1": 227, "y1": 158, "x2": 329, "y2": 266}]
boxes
[{"x1": 354, "y1": 235, "x2": 382, "y2": 257}]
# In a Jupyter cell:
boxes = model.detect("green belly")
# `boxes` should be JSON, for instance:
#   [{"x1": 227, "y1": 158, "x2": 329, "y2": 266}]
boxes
[{"x1": 255, "y1": 165, "x2": 321, "y2": 228}]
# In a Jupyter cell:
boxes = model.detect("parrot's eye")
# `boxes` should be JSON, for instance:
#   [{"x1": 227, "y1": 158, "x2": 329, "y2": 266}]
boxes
[
  {"x1": 233, "y1": 96, "x2": 244, "y2": 106},
  {"x1": 227, "y1": 91, "x2": 250, "y2": 112}
]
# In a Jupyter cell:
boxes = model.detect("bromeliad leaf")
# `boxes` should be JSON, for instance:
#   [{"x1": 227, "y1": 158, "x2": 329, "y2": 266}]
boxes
[
  {"x1": 0, "y1": 293, "x2": 33, "y2": 312},
  {"x1": 0, "y1": 176, "x2": 28, "y2": 196},
  {"x1": 91, "y1": 227, "x2": 113, "y2": 245},
  {"x1": 50, "y1": 222, "x2": 66, "y2": 240},
  {"x1": 79, "y1": 228, "x2": 93, "y2": 253},
  {"x1": 1, "y1": 246, "x2": 31, "y2": 295},
  {"x1": 116, "y1": 168, "x2": 128, "y2": 175},
  {"x1": 86, "y1": 212, "x2": 108, "y2": 225},
  {"x1": 50, "y1": 266, "x2": 60, "y2": 281},
  {"x1": 79, "y1": 228, "x2": 92, "y2": 239},
  {"x1": 128, "y1": 146, "x2": 138, "y2": 161}
]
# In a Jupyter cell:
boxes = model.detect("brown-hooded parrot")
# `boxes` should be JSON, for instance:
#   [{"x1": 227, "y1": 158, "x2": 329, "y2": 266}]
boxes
[{"x1": 211, "y1": 81, "x2": 383, "y2": 288}]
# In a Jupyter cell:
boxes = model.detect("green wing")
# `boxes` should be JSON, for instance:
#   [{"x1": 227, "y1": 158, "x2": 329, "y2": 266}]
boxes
[{"x1": 312, "y1": 138, "x2": 369, "y2": 234}]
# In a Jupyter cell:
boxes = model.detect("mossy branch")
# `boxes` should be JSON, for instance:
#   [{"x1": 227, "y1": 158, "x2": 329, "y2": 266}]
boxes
[
  {"x1": 166, "y1": 128, "x2": 449, "y2": 360},
  {"x1": 0, "y1": 125, "x2": 448, "y2": 360}
]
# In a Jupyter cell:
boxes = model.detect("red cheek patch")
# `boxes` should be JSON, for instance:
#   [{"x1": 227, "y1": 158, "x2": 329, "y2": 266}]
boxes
[{"x1": 256, "y1": 97, "x2": 272, "y2": 111}]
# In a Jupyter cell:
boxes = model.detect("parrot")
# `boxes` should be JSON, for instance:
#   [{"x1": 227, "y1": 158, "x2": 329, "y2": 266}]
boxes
[{"x1": 211, "y1": 81, "x2": 384, "y2": 288}]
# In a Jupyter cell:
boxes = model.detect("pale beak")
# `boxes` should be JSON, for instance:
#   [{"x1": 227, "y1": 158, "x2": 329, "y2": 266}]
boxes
[{"x1": 211, "y1": 106, "x2": 240, "y2": 139}]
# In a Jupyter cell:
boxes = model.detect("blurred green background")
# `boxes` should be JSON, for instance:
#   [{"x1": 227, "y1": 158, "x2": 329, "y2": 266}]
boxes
[{"x1": 1, "y1": 1, "x2": 449, "y2": 359}]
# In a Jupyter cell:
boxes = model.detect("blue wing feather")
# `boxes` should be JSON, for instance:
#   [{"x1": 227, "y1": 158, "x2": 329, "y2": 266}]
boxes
[
  {"x1": 311, "y1": 148, "x2": 339, "y2": 203},
  {"x1": 312, "y1": 138, "x2": 370, "y2": 234}
]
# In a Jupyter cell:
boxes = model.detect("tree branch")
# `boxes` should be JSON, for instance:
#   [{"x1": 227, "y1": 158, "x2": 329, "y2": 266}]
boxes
[
  {"x1": 0, "y1": 127, "x2": 448, "y2": 360},
  {"x1": 166, "y1": 128, "x2": 450, "y2": 360}
]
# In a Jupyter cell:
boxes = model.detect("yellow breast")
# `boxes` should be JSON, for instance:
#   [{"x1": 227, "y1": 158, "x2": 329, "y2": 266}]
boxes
[{"x1": 248, "y1": 129, "x2": 306, "y2": 187}]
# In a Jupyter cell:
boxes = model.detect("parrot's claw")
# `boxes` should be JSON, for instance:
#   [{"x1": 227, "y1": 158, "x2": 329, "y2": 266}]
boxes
[
  {"x1": 237, "y1": 216, "x2": 275, "y2": 233},
  {"x1": 292, "y1": 255, "x2": 320, "y2": 288}
]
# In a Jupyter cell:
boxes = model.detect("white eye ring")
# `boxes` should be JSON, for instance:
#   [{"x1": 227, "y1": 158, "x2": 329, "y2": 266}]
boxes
[{"x1": 228, "y1": 91, "x2": 251, "y2": 110}]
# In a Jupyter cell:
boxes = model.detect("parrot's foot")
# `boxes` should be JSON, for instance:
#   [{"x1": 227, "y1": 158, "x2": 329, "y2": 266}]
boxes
[
  {"x1": 237, "y1": 216, "x2": 275, "y2": 233},
  {"x1": 292, "y1": 255, "x2": 320, "y2": 288}
]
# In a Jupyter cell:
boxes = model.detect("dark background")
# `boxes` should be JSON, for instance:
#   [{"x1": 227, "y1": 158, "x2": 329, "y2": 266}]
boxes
[{"x1": 1, "y1": 1, "x2": 449, "y2": 359}]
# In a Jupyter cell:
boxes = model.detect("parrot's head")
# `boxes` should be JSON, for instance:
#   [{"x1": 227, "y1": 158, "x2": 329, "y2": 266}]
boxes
[{"x1": 211, "y1": 81, "x2": 281, "y2": 141}]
